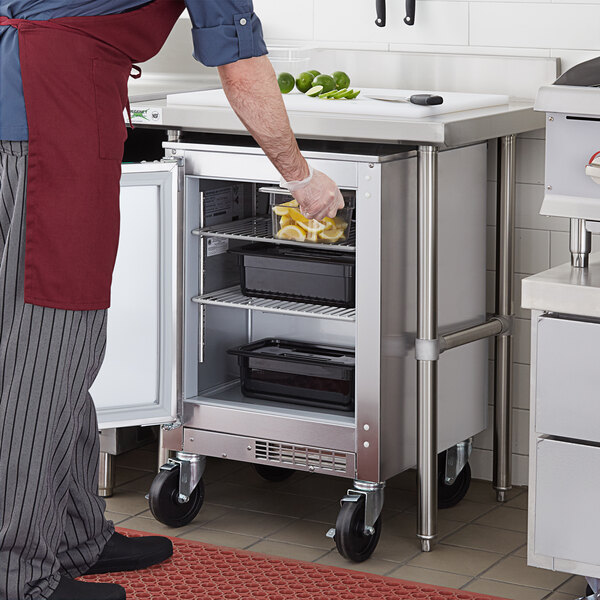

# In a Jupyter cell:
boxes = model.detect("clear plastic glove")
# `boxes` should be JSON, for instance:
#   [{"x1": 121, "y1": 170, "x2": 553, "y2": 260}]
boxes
[{"x1": 281, "y1": 167, "x2": 345, "y2": 221}]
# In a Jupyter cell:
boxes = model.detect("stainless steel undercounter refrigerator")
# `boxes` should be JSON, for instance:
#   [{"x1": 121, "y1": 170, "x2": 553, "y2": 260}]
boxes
[{"x1": 144, "y1": 137, "x2": 489, "y2": 561}]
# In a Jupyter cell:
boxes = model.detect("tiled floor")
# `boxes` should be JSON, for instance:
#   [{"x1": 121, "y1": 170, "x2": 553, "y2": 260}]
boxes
[{"x1": 105, "y1": 445, "x2": 586, "y2": 600}]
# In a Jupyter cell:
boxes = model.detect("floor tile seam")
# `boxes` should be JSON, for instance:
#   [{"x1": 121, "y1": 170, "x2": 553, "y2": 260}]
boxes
[
  {"x1": 114, "y1": 470, "x2": 153, "y2": 486},
  {"x1": 458, "y1": 576, "x2": 478, "y2": 590},
  {"x1": 198, "y1": 501, "x2": 338, "y2": 521},
  {"x1": 469, "y1": 522, "x2": 527, "y2": 535},
  {"x1": 174, "y1": 510, "x2": 239, "y2": 534},
  {"x1": 437, "y1": 540, "x2": 524, "y2": 556},
  {"x1": 477, "y1": 574, "x2": 556, "y2": 592},
  {"x1": 389, "y1": 547, "x2": 424, "y2": 570},
  {"x1": 310, "y1": 548, "x2": 346, "y2": 564},
  {"x1": 468, "y1": 547, "x2": 518, "y2": 579}
]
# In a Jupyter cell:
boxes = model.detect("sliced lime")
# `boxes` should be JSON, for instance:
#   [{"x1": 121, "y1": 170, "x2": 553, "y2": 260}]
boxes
[
  {"x1": 333, "y1": 88, "x2": 349, "y2": 99},
  {"x1": 306, "y1": 85, "x2": 324, "y2": 97}
]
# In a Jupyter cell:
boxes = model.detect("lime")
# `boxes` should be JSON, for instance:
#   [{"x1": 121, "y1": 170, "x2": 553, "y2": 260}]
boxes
[
  {"x1": 277, "y1": 72, "x2": 295, "y2": 94},
  {"x1": 306, "y1": 85, "x2": 323, "y2": 97},
  {"x1": 332, "y1": 71, "x2": 351, "y2": 90},
  {"x1": 347, "y1": 89, "x2": 361, "y2": 99},
  {"x1": 313, "y1": 74, "x2": 336, "y2": 94},
  {"x1": 333, "y1": 88, "x2": 348, "y2": 99},
  {"x1": 307, "y1": 69, "x2": 321, "y2": 78},
  {"x1": 295, "y1": 71, "x2": 315, "y2": 94}
]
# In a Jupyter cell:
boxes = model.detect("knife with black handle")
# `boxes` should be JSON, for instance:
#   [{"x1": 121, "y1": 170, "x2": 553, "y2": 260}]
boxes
[
  {"x1": 375, "y1": 0, "x2": 386, "y2": 26},
  {"x1": 404, "y1": 0, "x2": 416, "y2": 25},
  {"x1": 367, "y1": 93, "x2": 444, "y2": 105}
]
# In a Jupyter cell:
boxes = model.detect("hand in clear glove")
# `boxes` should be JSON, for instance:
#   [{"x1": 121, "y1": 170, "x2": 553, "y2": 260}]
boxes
[{"x1": 281, "y1": 167, "x2": 345, "y2": 221}]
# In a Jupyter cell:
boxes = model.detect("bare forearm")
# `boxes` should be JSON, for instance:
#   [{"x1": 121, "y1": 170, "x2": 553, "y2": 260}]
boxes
[{"x1": 218, "y1": 56, "x2": 309, "y2": 182}]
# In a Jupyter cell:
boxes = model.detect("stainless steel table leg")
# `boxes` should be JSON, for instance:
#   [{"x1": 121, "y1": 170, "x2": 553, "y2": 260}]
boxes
[
  {"x1": 98, "y1": 451, "x2": 116, "y2": 498},
  {"x1": 158, "y1": 427, "x2": 171, "y2": 471},
  {"x1": 417, "y1": 145, "x2": 439, "y2": 552},
  {"x1": 494, "y1": 135, "x2": 516, "y2": 503}
]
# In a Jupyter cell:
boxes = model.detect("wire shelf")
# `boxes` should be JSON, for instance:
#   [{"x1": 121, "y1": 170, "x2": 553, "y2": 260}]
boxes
[
  {"x1": 193, "y1": 217, "x2": 356, "y2": 252},
  {"x1": 192, "y1": 286, "x2": 356, "y2": 322}
]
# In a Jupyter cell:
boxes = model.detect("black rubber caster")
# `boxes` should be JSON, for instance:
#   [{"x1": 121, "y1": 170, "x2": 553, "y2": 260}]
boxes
[
  {"x1": 148, "y1": 466, "x2": 204, "y2": 527},
  {"x1": 334, "y1": 496, "x2": 382, "y2": 562},
  {"x1": 438, "y1": 452, "x2": 471, "y2": 509},
  {"x1": 254, "y1": 463, "x2": 294, "y2": 482}
]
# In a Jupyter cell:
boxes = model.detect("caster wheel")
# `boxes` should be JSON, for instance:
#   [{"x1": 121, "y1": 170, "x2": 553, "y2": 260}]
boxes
[
  {"x1": 254, "y1": 463, "x2": 294, "y2": 482},
  {"x1": 438, "y1": 452, "x2": 471, "y2": 509},
  {"x1": 334, "y1": 496, "x2": 382, "y2": 562},
  {"x1": 148, "y1": 466, "x2": 204, "y2": 527}
]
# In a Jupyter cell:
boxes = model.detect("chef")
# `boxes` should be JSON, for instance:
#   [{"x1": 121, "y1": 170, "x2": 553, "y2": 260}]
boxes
[{"x1": 0, "y1": 1, "x2": 344, "y2": 599}]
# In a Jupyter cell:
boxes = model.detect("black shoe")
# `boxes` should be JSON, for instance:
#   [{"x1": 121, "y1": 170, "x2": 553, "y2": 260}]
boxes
[
  {"x1": 84, "y1": 532, "x2": 173, "y2": 575},
  {"x1": 48, "y1": 576, "x2": 125, "y2": 600}
]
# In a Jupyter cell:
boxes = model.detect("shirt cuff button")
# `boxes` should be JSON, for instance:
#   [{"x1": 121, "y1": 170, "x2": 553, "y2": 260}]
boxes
[{"x1": 239, "y1": 18, "x2": 247, "y2": 25}]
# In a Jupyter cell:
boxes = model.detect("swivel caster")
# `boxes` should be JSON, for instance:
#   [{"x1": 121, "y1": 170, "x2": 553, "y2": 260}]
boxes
[
  {"x1": 149, "y1": 454, "x2": 205, "y2": 527},
  {"x1": 438, "y1": 444, "x2": 472, "y2": 509},
  {"x1": 254, "y1": 463, "x2": 294, "y2": 482},
  {"x1": 334, "y1": 495, "x2": 382, "y2": 562}
]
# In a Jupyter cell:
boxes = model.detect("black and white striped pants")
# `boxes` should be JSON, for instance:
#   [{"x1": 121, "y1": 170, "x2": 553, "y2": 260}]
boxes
[{"x1": 0, "y1": 141, "x2": 114, "y2": 600}]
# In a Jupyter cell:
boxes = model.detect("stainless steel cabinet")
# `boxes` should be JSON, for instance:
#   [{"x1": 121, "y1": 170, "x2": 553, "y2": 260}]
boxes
[{"x1": 529, "y1": 313, "x2": 600, "y2": 579}]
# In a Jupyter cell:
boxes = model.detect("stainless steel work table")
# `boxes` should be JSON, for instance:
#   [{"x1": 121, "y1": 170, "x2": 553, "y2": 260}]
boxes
[{"x1": 130, "y1": 93, "x2": 545, "y2": 551}]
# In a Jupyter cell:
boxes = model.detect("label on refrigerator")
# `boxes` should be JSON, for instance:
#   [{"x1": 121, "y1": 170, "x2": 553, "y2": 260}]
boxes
[
  {"x1": 206, "y1": 237, "x2": 229, "y2": 257},
  {"x1": 125, "y1": 106, "x2": 163, "y2": 125},
  {"x1": 204, "y1": 184, "x2": 245, "y2": 226}
]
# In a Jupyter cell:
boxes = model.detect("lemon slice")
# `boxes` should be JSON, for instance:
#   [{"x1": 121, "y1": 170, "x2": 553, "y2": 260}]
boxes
[
  {"x1": 277, "y1": 224, "x2": 306, "y2": 241},
  {"x1": 272, "y1": 205, "x2": 289, "y2": 216},
  {"x1": 333, "y1": 217, "x2": 349, "y2": 231},
  {"x1": 281, "y1": 199, "x2": 299, "y2": 208},
  {"x1": 322, "y1": 217, "x2": 335, "y2": 231},
  {"x1": 319, "y1": 228, "x2": 344, "y2": 243},
  {"x1": 280, "y1": 214, "x2": 292, "y2": 228},
  {"x1": 298, "y1": 219, "x2": 326, "y2": 234},
  {"x1": 286, "y1": 208, "x2": 309, "y2": 225}
]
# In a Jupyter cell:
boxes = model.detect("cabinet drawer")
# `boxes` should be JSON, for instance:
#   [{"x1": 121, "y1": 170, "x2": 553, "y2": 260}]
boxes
[
  {"x1": 535, "y1": 438, "x2": 600, "y2": 565},
  {"x1": 537, "y1": 316, "x2": 600, "y2": 442}
]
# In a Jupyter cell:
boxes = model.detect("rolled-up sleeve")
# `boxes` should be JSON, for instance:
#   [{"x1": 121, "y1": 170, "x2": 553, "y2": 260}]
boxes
[{"x1": 185, "y1": 0, "x2": 268, "y2": 67}]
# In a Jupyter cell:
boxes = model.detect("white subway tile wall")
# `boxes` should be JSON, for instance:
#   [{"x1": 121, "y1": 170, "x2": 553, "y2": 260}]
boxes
[{"x1": 251, "y1": 0, "x2": 600, "y2": 486}]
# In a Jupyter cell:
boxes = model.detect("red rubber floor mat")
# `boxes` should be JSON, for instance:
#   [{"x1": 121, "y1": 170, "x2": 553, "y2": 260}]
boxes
[{"x1": 81, "y1": 528, "x2": 508, "y2": 600}]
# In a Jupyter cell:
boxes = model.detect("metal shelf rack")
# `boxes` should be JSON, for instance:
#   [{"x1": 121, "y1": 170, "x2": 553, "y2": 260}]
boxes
[
  {"x1": 193, "y1": 217, "x2": 356, "y2": 252},
  {"x1": 192, "y1": 286, "x2": 356, "y2": 322}
]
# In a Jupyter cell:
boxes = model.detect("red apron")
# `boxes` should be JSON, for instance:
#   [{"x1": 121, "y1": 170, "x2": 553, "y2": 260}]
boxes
[{"x1": 0, "y1": 0, "x2": 184, "y2": 310}]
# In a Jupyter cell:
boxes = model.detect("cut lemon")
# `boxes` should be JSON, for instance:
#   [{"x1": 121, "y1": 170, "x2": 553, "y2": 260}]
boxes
[
  {"x1": 318, "y1": 228, "x2": 344, "y2": 243},
  {"x1": 277, "y1": 224, "x2": 306, "y2": 241},
  {"x1": 286, "y1": 207, "x2": 309, "y2": 225},
  {"x1": 281, "y1": 199, "x2": 299, "y2": 207},
  {"x1": 298, "y1": 219, "x2": 326, "y2": 234},
  {"x1": 272, "y1": 205, "x2": 289, "y2": 216},
  {"x1": 333, "y1": 217, "x2": 349, "y2": 231},
  {"x1": 322, "y1": 217, "x2": 335, "y2": 230},
  {"x1": 280, "y1": 215, "x2": 292, "y2": 227}
]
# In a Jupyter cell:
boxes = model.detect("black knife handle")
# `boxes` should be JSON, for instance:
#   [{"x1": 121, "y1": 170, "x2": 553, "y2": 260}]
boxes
[
  {"x1": 404, "y1": 0, "x2": 416, "y2": 25},
  {"x1": 410, "y1": 94, "x2": 444, "y2": 106},
  {"x1": 375, "y1": 0, "x2": 386, "y2": 27}
]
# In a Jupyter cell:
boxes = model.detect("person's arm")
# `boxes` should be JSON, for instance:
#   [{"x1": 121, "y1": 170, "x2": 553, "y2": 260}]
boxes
[{"x1": 218, "y1": 56, "x2": 343, "y2": 220}]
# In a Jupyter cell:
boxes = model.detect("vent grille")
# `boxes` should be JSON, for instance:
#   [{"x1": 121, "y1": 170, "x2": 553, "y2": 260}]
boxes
[{"x1": 255, "y1": 441, "x2": 348, "y2": 473}]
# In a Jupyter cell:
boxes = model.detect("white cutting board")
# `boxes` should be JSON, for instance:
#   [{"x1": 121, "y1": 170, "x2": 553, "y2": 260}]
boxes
[{"x1": 166, "y1": 88, "x2": 509, "y2": 119}]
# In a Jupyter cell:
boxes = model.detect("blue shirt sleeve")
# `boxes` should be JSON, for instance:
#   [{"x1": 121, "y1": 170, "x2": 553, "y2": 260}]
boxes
[{"x1": 184, "y1": 0, "x2": 268, "y2": 67}]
